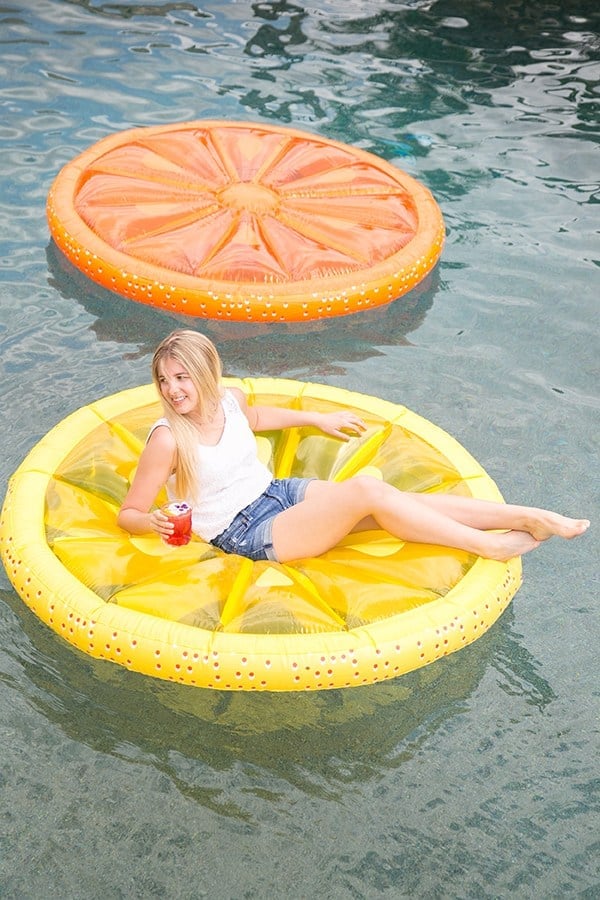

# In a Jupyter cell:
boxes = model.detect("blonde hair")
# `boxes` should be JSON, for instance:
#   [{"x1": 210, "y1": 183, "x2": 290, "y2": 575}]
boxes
[{"x1": 152, "y1": 330, "x2": 223, "y2": 500}]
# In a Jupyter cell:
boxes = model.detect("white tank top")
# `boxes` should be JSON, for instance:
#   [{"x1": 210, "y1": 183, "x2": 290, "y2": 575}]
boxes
[{"x1": 149, "y1": 390, "x2": 273, "y2": 541}]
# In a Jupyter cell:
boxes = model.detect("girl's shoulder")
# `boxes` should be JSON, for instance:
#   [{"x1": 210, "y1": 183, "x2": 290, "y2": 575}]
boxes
[
  {"x1": 223, "y1": 386, "x2": 256, "y2": 431},
  {"x1": 223, "y1": 388, "x2": 248, "y2": 417},
  {"x1": 150, "y1": 415, "x2": 170, "y2": 428},
  {"x1": 147, "y1": 417, "x2": 175, "y2": 447},
  {"x1": 224, "y1": 387, "x2": 247, "y2": 412}
]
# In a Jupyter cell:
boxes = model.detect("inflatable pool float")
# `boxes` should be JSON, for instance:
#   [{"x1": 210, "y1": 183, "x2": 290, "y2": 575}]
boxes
[
  {"x1": 0, "y1": 379, "x2": 520, "y2": 691},
  {"x1": 47, "y1": 120, "x2": 444, "y2": 322}
]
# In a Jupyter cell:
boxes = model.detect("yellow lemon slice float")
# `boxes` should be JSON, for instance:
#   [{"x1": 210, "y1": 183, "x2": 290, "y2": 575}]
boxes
[{"x1": 0, "y1": 379, "x2": 520, "y2": 691}]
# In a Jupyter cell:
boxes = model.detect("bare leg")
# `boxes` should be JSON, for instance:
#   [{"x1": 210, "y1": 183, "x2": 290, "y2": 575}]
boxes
[
  {"x1": 396, "y1": 493, "x2": 590, "y2": 541},
  {"x1": 270, "y1": 478, "x2": 589, "y2": 563}
]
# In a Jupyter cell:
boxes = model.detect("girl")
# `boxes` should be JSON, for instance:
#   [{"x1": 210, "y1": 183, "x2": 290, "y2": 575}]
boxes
[{"x1": 118, "y1": 330, "x2": 589, "y2": 563}]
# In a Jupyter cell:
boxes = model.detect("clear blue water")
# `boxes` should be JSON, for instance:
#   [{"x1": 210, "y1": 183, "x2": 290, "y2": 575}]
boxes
[{"x1": 1, "y1": 2, "x2": 599, "y2": 897}]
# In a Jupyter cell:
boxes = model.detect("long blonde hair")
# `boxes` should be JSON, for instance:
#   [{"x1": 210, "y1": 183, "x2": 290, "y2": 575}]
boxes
[{"x1": 152, "y1": 329, "x2": 223, "y2": 500}]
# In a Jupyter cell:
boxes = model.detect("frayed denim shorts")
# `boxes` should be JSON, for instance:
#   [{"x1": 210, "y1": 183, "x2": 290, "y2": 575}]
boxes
[{"x1": 210, "y1": 477, "x2": 314, "y2": 562}]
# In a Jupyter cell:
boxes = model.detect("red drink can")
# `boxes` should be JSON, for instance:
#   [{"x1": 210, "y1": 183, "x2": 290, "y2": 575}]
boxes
[{"x1": 161, "y1": 500, "x2": 192, "y2": 546}]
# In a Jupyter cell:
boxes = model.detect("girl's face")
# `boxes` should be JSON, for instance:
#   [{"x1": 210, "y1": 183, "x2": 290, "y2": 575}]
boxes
[{"x1": 157, "y1": 356, "x2": 199, "y2": 417}]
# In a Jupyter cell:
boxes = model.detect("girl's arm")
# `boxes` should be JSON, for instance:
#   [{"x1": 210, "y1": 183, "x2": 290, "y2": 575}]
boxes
[
  {"x1": 231, "y1": 388, "x2": 367, "y2": 441},
  {"x1": 117, "y1": 425, "x2": 178, "y2": 537}
]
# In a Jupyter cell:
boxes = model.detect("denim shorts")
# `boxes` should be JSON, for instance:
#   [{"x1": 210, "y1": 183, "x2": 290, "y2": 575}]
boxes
[{"x1": 210, "y1": 478, "x2": 314, "y2": 562}]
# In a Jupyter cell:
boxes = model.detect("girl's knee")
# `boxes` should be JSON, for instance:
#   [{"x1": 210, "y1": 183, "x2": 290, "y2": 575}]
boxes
[{"x1": 348, "y1": 474, "x2": 389, "y2": 504}]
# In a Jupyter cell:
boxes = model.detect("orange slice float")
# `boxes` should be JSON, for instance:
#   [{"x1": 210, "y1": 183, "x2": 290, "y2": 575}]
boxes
[{"x1": 47, "y1": 120, "x2": 445, "y2": 322}]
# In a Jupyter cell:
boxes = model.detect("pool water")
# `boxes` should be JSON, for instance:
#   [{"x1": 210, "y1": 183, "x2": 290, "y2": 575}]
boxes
[{"x1": 1, "y1": 2, "x2": 598, "y2": 897}]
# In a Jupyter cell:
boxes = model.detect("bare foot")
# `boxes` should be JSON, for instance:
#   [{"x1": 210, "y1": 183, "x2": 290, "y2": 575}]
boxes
[
  {"x1": 484, "y1": 530, "x2": 541, "y2": 562},
  {"x1": 525, "y1": 511, "x2": 590, "y2": 542}
]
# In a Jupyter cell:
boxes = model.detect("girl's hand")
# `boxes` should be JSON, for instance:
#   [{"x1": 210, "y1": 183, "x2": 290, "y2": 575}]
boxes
[
  {"x1": 317, "y1": 411, "x2": 367, "y2": 441},
  {"x1": 149, "y1": 509, "x2": 174, "y2": 539}
]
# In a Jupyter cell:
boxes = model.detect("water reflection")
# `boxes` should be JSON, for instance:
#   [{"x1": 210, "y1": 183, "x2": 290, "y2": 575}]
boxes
[
  {"x1": 245, "y1": 1, "x2": 308, "y2": 68},
  {"x1": 1, "y1": 585, "x2": 553, "y2": 821},
  {"x1": 46, "y1": 240, "x2": 439, "y2": 375},
  {"x1": 491, "y1": 635, "x2": 557, "y2": 710},
  {"x1": 63, "y1": 1, "x2": 212, "y2": 22},
  {"x1": 234, "y1": 0, "x2": 599, "y2": 136}
]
